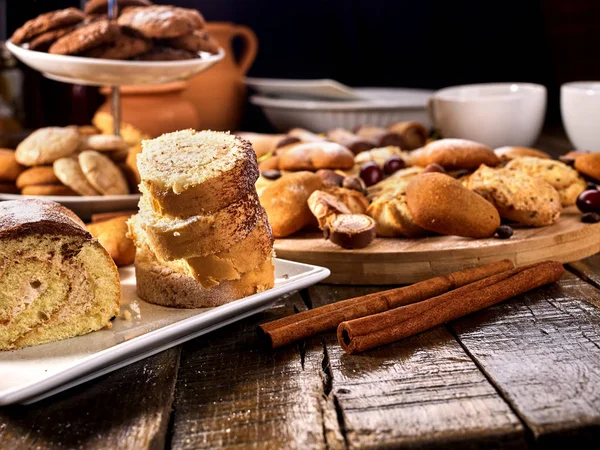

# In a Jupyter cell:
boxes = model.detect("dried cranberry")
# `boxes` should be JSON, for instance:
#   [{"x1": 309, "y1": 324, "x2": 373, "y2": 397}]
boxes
[
  {"x1": 576, "y1": 189, "x2": 600, "y2": 214},
  {"x1": 383, "y1": 156, "x2": 406, "y2": 175},
  {"x1": 359, "y1": 162, "x2": 383, "y2": 187}
]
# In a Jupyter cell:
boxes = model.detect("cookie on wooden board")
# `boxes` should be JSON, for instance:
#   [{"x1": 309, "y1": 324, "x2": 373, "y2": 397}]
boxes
[
  {"x1": 16, "y1": 166, "x2": 61, "y2": 189},
  {"x1": 15, "y1": 127, "x2": 80, "y2": 166},
  {"x1": 84, "y1": 0, "x2": 153, "y2": 15},
  {"x1": 53, "y1": 157, "x2": 101, "y2": 196},
  {"x1": 21, "y1": 185, "x2": 78, "y2": 196},
  {"x1": 49, "y1": 20, "x2": 119, "y2": 55},
  {"x1": 117, "y1": 6, "x2": 205, "y2": 39},
  {"x1": 10, "y1": 8, "x2": 84, "y2": 45},
  {"x1": 79, "y1": 150, "x2": 129, "y2": 195},
  {"x1": 0, "y1": 149, "x2": 24, "y2": 182}
]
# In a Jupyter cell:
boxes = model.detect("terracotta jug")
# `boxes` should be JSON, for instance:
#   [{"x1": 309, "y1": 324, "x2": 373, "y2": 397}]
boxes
[
  {"x1": 97, "y1": 82, "x2": 200, "y2": 138},
  {"x1": 184, "y1": 22, "x2": 258, "y2": 131}
]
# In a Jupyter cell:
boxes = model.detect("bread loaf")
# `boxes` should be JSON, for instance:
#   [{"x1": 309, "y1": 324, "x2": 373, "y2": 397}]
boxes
[
  {"x1": 137, "y1": 130, "x2": 259, "y2": 217},
  {"x1": 259, "y1": 171, "x2": 324, "y2": 238},
  {"x1": 406, "y1": 173, "x2": 500, "y2": 238},
  {"x1": 0, "y1": 199, "x2": 120, "y2": 350},
  {"x1": 407, "y1": 139, "x2": 499, "y2": 169}
]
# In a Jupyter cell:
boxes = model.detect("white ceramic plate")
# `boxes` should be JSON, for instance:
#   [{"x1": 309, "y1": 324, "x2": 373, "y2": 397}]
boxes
[
  {"x1": 250, "y1": 87, "x2": 433, "y2": 132},
  {"x1": 0, "y1": 258, "x2": 330, "y2": 406},
  {"x1": 0, "y1": 193, "x2": 140, "y2": 221},
  {"x1": 6, "y1": 41, "x2": 224, "y2": 86},
  {"x1": 245, "y1": 77, "x2": 364, "y2": 100}
]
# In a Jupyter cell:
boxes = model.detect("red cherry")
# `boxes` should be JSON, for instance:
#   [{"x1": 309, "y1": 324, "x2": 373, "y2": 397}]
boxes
[
  {"x1": 577, "y1": 189, "x2": 600, "y2": 213},
  {"x1": 359, "y1": 162, "x2": 383, "y2": 186},
  {"x1": 383, "y1": 156, "x2": 406, "y2": 175}
]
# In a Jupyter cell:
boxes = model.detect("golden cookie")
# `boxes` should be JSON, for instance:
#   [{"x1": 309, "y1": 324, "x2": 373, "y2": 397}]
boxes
[
  {"x1": 117, "y1": 6, "x2": 205, "y2": 39},
  {"x1": 494, "y1": 146, "x2": 551, "y2": 162},
  {"x1": 574, "y1": 153, "x2": 600, "y2": 182},
  {"x1": 506, "y1": 157, "x2": 586, "y2": 206},
  {"x1": 79, "y1": 134, "x2": 128, "y2": 152},
  {"x1": 49, "y1": 20, "x2": 119, "y2": 55},
  {"x1": 53, "y1": 157, "x2": 100, "y2": 196},
  {"x1": 15, "y1": 127, "x2": 80, "y2": 166},
  {"x1": 0, "y1": 149, "x2": 24, "y2": 182},
  {"x1": 465, "y1": 165, "x2": 561, "y2": 227},
  {"x1": 21, "y1": 185, "x2": 78, "y2": 196},
  {"x1": 16, "y1": 166, "x2": 60, "y2": 188},
  {"x1": 79, "y1": 150, "x2": 129, "y2": 195}
]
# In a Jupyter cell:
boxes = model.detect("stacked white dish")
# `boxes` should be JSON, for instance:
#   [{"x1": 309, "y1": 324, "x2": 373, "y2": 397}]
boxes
[{"x1": 246, "y1": 78, "x2": 433, "y2": 133}]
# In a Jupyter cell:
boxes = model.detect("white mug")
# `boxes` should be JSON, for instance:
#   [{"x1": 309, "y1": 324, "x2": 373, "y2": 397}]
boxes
[
  {"x1": 429, "y1": 83, "x2": 547, "y2": 148},
  {"x1": 561, "y1": 82, "x2": 600, "y2": 152}
]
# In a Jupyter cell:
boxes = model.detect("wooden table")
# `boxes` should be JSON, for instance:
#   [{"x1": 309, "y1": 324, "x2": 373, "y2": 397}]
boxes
[{"x1": 2, "y1": 131, "x2": 600, "y2": 449}]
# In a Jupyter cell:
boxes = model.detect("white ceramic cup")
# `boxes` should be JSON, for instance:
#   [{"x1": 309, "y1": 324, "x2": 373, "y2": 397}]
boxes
[
  {"x1": 429, "y1": 83, "x2": 547, "y2": 148},
  {"x1": 561, "y1": 82, "x2": 600, "y2": 152}
]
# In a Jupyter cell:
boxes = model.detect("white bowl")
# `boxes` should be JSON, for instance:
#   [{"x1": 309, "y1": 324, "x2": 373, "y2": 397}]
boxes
[
  {"x1": 250, "y1": 88, "x2": 433, "y2": 133},
  {"x1": 429, "y1": 83, "x2": 547, "y2": 148},
  {"x1": 561, "y1": 82, "x2": 600, "y2": 152},
  {"x1": 6, "y1": 41, "x2": 224, "y2": 87}
]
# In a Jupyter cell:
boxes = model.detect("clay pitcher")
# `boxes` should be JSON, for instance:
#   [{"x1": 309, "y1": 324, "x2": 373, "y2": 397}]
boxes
[{"x1": 184, "y1": 22, "x2": 258, "y2": 131}]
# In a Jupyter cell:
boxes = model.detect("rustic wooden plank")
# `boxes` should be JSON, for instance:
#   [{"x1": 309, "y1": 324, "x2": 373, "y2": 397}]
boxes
[
  {"x1": 449, "y1": 272, "x2": 600, "y2": 447},
  {"x1": 169, "y1": 293, "x2": 334, "y2": 450},
  {"x1": 0, "y1": 348, "x2": 179, "y2": 450},
  {"x1": 310, "y1": 285, "x2": 525, "y2": 450},
  {"x1": 568, "y1": 254, "x2": 600, "y2": 301}
]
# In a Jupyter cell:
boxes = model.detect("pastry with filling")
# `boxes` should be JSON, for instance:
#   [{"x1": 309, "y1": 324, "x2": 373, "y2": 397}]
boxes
[{"x1": 0, "y1": 199, "x2": 120, "y2": 351}]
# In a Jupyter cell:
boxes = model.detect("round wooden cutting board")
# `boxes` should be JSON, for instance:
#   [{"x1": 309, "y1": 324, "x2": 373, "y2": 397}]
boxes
[{"x1": 274, "y1": 207, "x2": 600, "y2": 285}]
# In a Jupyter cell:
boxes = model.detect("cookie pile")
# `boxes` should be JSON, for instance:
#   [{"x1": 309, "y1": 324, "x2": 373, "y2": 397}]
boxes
[
  {"x1": 127, "y1": 129, "x2": 276, "y2": 308},
  {"x1": 0, "y1": 126, "x2": 137, "y2": 197},
  {"x1": 10, "y1": 1, "x2": 219, "y2": 61}
]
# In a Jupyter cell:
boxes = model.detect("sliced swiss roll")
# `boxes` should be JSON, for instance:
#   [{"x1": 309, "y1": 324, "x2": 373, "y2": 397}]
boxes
[
  {"x1": 0, "y1": 199, "x2": 120, "y2": 351},
  {"x1": 137, "y1": 129, "x2": 259, "y2": 218}
]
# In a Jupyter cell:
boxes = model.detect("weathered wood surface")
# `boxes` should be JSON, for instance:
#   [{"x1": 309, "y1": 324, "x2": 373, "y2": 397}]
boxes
[
  {"x1": 168, "y1": 292, "x2": 335, "y2": 450},
  {"x1": 309, "y1": 285, "x2": 525, "y2": 450},
  {"x1": 450, "y1": 271, "x2": 600, "y2": 447},
  {"x1": 0, "y1": 348, "x2": 179, "y2": 450}
]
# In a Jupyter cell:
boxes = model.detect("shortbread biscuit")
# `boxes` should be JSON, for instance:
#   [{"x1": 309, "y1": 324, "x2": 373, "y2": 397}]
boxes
[
  {"x1": 0, "y1": 149, "x2": 24, "y2": 182},
  {"x1": 167, "y1": 30, "x2": 219, "y2": 54},
  {"x1": 465, "y1": 165, "x2": 561, "y2": 227},
  {"x1": 53, "y1": 157, "x2": 100, "y2": 196},
  {"x1": 506, "y1": 157, "x2": 586, "y2": 206},
  {"x1": 78, "y1": 150, "x2": 129, "y2": 195},
  {"x1": 15, "y1": 127, "x2": 80, "y2": 166},
  {"x1": 84, "y1": 0, "x2": 152, "y2": 15},
  {"x1": 16, "y1": 166, "x2": 60, "y2": 189},
  {"x1": 49, "y1": 20, "x2": 119, "y2": 55},
  {"x1": 117, "y1": 6, "x2": 205, "y2": 39},
  {"x1": 10, "y1": 8, "x2": 84, "y2": 45},
  {"x1": 79, "y1": 134, "x2": 129, "y2": 152},
  {"x1": 494, "y1": 146, "x2": 551, "y2": 162},
  {"x1": 574, "y1": 153, "x2": 600, "y2": 182},
  {"x1": 21, "y1": 185, "x2": 78, "y2": 196},
  {"x1": 28, "y1": 25, "x2": 77, "y2": 52}
]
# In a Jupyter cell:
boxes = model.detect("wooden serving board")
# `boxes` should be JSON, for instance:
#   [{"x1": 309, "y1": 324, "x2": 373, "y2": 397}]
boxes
[{"x1": 274, "y1": 207, "x2": 600, "y2": 285}]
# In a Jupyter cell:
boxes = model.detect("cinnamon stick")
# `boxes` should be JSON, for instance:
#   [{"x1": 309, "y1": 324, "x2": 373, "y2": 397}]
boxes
[
  {"x1": 337, "y1": 260, "x2": 564, "y2": 354},
  {"x1": 259, "y1": 259, "x2": 514, "y2": 348}
]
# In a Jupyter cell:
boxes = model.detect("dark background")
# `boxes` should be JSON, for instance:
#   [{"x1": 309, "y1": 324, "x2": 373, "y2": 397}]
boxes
[{"x1": 4, "y1": 0, "x2": 600, "y2": 130}]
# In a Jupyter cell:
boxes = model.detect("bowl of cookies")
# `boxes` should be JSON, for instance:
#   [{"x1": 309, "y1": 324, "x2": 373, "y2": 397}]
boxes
[
  {"x1": 6, "y1": 2, "x2": 224, "y2": 86},
  {"x1": 0, "y1": 126, "x2": 140, "y2": 220}
]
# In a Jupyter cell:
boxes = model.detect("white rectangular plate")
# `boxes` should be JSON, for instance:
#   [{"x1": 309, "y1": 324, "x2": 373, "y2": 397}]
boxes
[{"x1": 0, "y1": 258, "x2": 330, "y2": 406}]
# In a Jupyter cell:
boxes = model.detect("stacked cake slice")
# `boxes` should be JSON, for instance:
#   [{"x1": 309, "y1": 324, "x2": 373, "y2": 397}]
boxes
[{"x1": 128, "y1": 130, "x2": 275, "y2": 308}]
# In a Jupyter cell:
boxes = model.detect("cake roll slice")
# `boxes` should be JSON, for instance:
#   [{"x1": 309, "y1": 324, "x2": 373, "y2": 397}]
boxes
[
  {"x1": 137, "y1": 129, "x2": 259, "y2": 218},
  {"x1": 0, "y1": 199, "x2": 120, "y2": 351},
  {"x1": 128, "y1": 207, "x2": 274, "y2": 289}
]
